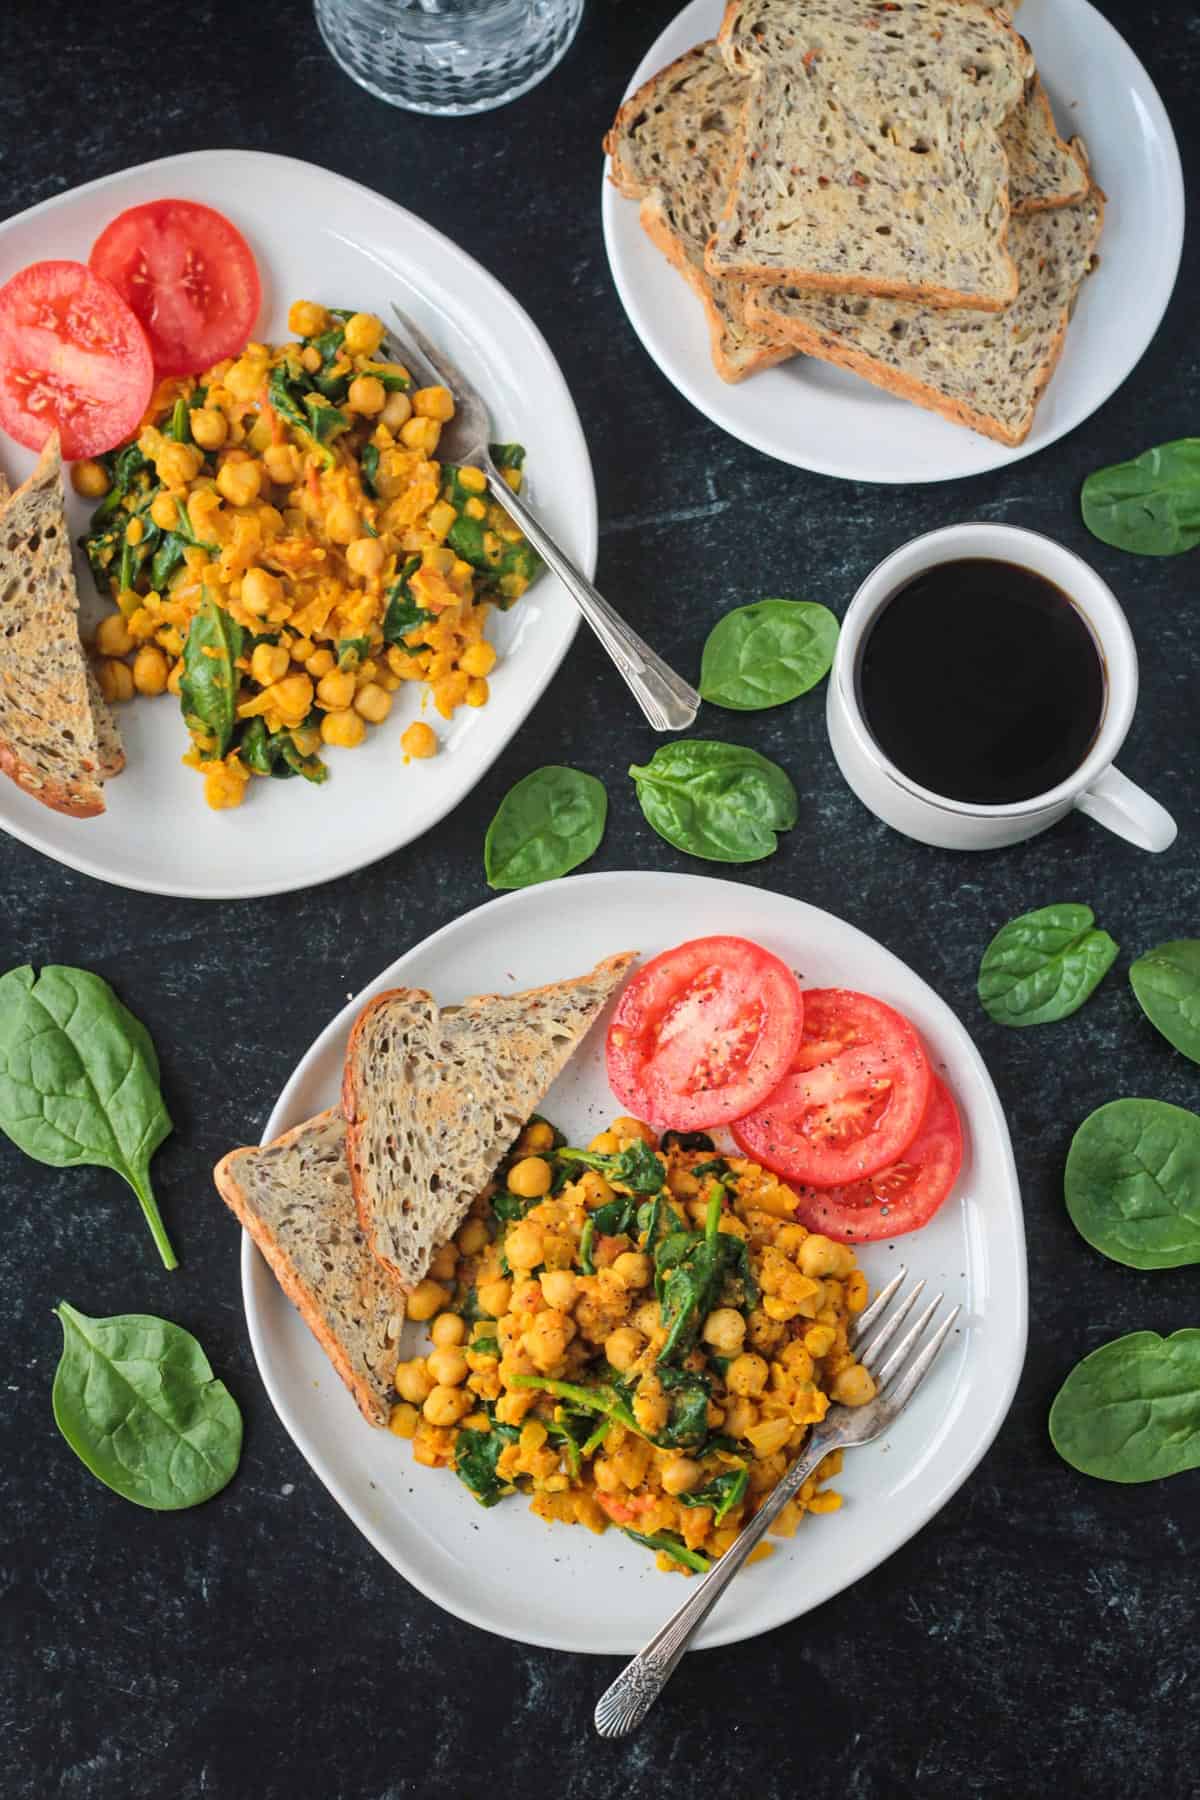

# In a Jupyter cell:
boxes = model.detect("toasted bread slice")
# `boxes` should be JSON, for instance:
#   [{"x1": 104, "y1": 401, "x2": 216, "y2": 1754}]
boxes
[
  {"x1": 214, "y1": 1108, "x2": 407, "y2": 1428},
  {"x1": 606, "y1": 43, "x2": 794, "y2": 383},
  {"x1": 0, "y1": 434, "x2": 124, "y2": 816},
  {"x1": 708, "y1": 0, "x2": 1033, "y2": 310},
  {"x1": 748, "y1": 184, "x2": 1104, "y2": 445},
  {"x1": 344, "y1": 952, "x2": 638, "y2": 1288}
]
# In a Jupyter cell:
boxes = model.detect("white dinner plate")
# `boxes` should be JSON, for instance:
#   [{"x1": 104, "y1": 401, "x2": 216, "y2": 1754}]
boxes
[
  {"x1": 0, "y1": 150, "x2": 593, "y2": 897},
  {"x1": 243, "y1": 871, "x2": 1027, "y2": 1653},
  {"x1": 601, "y1": 0, "x2": 1184, "y2": 483}
]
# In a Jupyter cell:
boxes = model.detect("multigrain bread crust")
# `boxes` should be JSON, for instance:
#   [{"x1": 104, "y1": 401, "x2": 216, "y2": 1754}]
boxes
[
  {"x1": 214, "y1": 1108, "x2": 407, "y2": 1427},
  {"x1": 605, "y1": 43, "x2": 794, "y2": 382},
  {"x1": 0, "y1": 434, "x2": 124, "y2": 816},
  {"x1": 709, "y1": 0, "x2": 1034, "y2": 310},
  {"x1": 1006, "y1": 75, "x2": 1089, "y2": 214},
  {"x1": 343, "y1": 953, "x2": 638, "y2": 1289},
  {"x1": 748, "y1": 180, "x2": 1104, "y2": 443}
]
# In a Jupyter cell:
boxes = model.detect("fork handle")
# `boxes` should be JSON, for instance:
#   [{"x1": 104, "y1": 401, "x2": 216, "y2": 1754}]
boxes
[
  {"x1": 480, "y1": 452, "x2": 700, "y2": 732},
  {"x1": 593, "y1": 1430, "x2": 835, "y2": 1739}
]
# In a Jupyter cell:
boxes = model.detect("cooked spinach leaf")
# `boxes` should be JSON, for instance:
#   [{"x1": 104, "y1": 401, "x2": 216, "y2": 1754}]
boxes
[
  {"x1": 484, "y1": 766, "x2": 607, "y2": 891},
  {"x1": 654, "y1": 1366, "x2": 711, "y2": 1449},
  {"x1": 622, "y1": 1528, "x2": 711, "y2": 1573},
  {"x1": 1050, "y1": 1330, "x2": 1200, "y2": 1481},
  {"x1": 662, "y1": 1130, "x2": 716, "y2": 1154},
  {"x1": 336, "y1": 636, "x2": 372, "y2": 671},
  {"x1": 578, "y1": 1217, "x2": 596, "y2": 1276},
  {"x1": 629, "y1": 740, "x2": 798, "y2": 864},
  {"x1": 180, "y1": 599, "x2": 245, "y2": 757},
  {"x1": 1064, "y1": 1098, "x2": 1200, "y2": 1269},
  {"x1": 453, "y1": 1419, "x2": 519, "y2": 1507},
  {"x1": 978, "y1": 903, "x2": 1118, "y2": 1027},
  {"x1": 1129, "y1": 940, "x2": 1200, "y2": 1064},
  {"x1": 382, "y1": 557, "x2": 432, "y2": 644},
  {"x1": 360, "y1": 441, "x2": 380, "y2": 497},
  {"x1": 557, "y1": 1139, "x2": 665, "y2": 1195},
  {"x1": 700, "y1": 599, "x2": 838, "y2": 710},
  {"x1": 678, "y1": 1466, "x2": 748, "y2": 1523},
  {"x1": 1081, "y1": 439, "x2": 1200, "y2": 557}
]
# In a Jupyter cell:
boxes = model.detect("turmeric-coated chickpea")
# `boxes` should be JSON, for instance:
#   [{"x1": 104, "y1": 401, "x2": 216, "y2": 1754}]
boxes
[
  {"x1": 346, "y1": 535, "x2": 385, "y2": 578},
  {"x1": 71, "y1": 459, "x2": 110, "y2": 499},
  {"x1": 725, "y1": 1352, "x2": 769, "y2": 1398},
  {"x1": 343, "y1": 311, "x2": 385, "y2": 357},
  {"x1": 305, "y1": 647, "x2": 336, "y2": 679},
  {"x1": 406, "y1": 1279, "x2": 449, "y2": 1323},
  {"x1": 380, "y1": 389, "x2": 413, "y2": 430},
  {"x1": 325, "y1": 500, "x2": 360, "y2": 545},
  {"x1": 394, "y1": 1358, "x2": 434, "y2": 1405},
  {"x1": 354, "y1": 682, "x2": 392, "y2": 725},
  {"x1": 464, "y1": 677, "x2": 489, "y2": 710},
  {"x1": 95, "y1": 612, "x2": 134, "y2": 658},
  {"x1": 524, "y1": 1310, "x2": 575, "y2": 1372},
  {"x1": 216, "y1": 457, "x2": 261, "y2": 507},
  {"x1": 589, "y1": 1131, "x2": 620, "y2": 1155},
  {"x1": 316, "y1": 668, "x2": 356, "y2": 711},
  {"x1": 428, "y1": 1241, "x2": 458, "y2": 1281},
  {"x1": 321, "y1": 708, "x2": 366, "y2": 748},
  {"x1": 604, "y1": 1326, "x2": 645, "y2": 1373},
  {"x1": 661, "y1": 1457, "x2": 703, "y2": 1497},
  {"x1": 157, "y1": 442, "x2": 203, "y2": 487},
  {"x1": 539, "y1": 1269, "x2": 577, "y2": 1312},
  {"x1": 578, "y1": 1170, "x2": 614, "y2": 1207},
  {"x1": 423, "y1": 1384, "x2": 473, "y2": 1428},
  {"x1": 507, "y1": 1156, "x2": 552, "y2": 1200},
  {"x1": 611, "y1": 1116, "x2": 657, "y2": 1146},
  {"x1": 132, "y1": 645, "x2": 169, "y2": 697},
  {"x1": 263, "y1": 442, "x2": 302, "y2": 486},
  {"x1": 288, "y1": 299, "x2": 328, "y2": 338},
  {"x1": 611, "y1": 1252, "x2": 651, "y2": 1291},
  {"x1": 831, "y1": 1363, "x2": 877, "y2": 1408},
  {"x1": 250, "y1": 642, "x2": 290, "y2": 687},
  {"x1": 190, "y1": 408, "x2": 228, "y2": 451},
  {"x1": 702, "y1": 1308, "x2": 747, "y2": 1355},
  {"x1": 456, "y1": 1217, "x2": 488, "y2": 1257},
  {"x1": 400, "y1": 415, "x2": 441, "y2": 455},
  {"x1": 723, "y1": 1395, "x2": 759, "y2": 1438},
  {"x1": 96, "y1": 658, "x2": 134, "y2": 702},
  {"x1": 149, "y1": 490, "x2": 181, "y2": 532},
  {"x1": 476, "y1": 1276, "x2": 512, "y2": 1319},
  {"x1": 800, "y1": 1234, "x2": 854, "y2": 1280},
  {"x1": 347, "y1": 375, "x2": 386, "y2": 416},
  {"x1": 505, "y1": 1221, "x2": 545, "y2": 1273},
  {"x1": 430, "y1": 1312, "x2": 466, "y2": 1351},
  {"x1": 426, "y1": 1347, "x2": 469, "y2": 1388},
  {"x1": 633, "y1": 1384, "x2": 670, "y2": 1435},
  {"x1": 401, "y1": 720, "x2": 438, "y2": 760}
]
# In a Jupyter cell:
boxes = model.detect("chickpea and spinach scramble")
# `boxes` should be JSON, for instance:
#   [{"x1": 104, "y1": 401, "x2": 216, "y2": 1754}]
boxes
[
  {"x1": 74, "y1": 301, "x2": 541, "y2": 810},
  {"x1": 392, "y1": 1116, "x2": 878, "y2": 1574}
]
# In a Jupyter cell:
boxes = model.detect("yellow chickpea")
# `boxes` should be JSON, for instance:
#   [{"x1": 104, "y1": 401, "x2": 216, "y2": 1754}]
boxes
[
  {"x1": 342, "y1": 311, "x2": 385, "y2": 356},
  {"x1": 156, "y1": 442, "x2": 203, "y2": 487},
  {"x1": 413, "y1": 385, "x2": 455, "y2": 422},
  {"x1": 263, "y1": 442, "x2": 302, "y2": 486},
  {"x1": 539, "y1": 1270, "x2": 577, "y2": 1311},
  {"x1": 406, "y1": 1279, "x2": 449, "y2": 1323},
  {"x1": 507, "y1": 1156, "x2": 552, "y2": 1200},
  {"x1": 477, "y1": 1276, "x2": 512, "y2": 1319},
  {"x1": 316, "y1": 668, "x2": 356, "y2": 711},
  {"x1": 632, "y1": 1383, "x2": 670, "y2": 1436},
  {"x1": 288, "y1": 299, "x2": 328, "y2": 337},
  {"x1": 661, "y1": 1457, "x2": 703, "y2": 1497},
  {"x1": 725, "y1": 1352, "x2": 769, "y2": 1397},
  {"x1": 604, "y1": 1326, "x2": 645, "y2": 1373},
  {"x1": 611, "y1": 1117, "x2": 657, "y2": 1146},
  {"x1": 95, "y1": 612, "x2": 134, "y2": 658},
  {"x1": 611, "y1": 1252, "x2": 651, "y2": 1291},
  {"x1": 95, "y1": 658, "x2": 134, "y2": 702},
  {"x1": 428, "y1": 1241, "x2": 458, "y2": 1281},
  {"x1": 71, "y1": 459, "x2": 110, "y2": 498},
  {"x1": 831, "y1": 1363, "x2": 878, "y2": 1408},
  {"x1": 426, "y1": 1346, "x2": 469, "y2": 1387},
  {"x1": 290, "y1": 636, "x2": 315, "y2": 663},
  {"x1": 723, "y1": 1395, "x2": 759, "y2": 1438},
  {"x1": 321, "y1": 708, "x2": 366, "y2": 748},
  {"x1": 578, "y1": 1170, "x2": 614, "y2": 1208},
  {"x1": 778, "y1": 1341, "x2": 815, "y2": 1382},
  {"x1": 800, "y1": 1235, "x2": 854, "y2": 1280},
  {"x1": 353, "y1": 683, "x2": 391, "y2": 725},
  {"x1": 215, "y1": 457, "x2": 262, "y2": 507},
  {"x1": 430, "y1": 1312, "x2": 466, "y2": 1350},
  {"x1": 423, "y1": 1385, "x2": 473, "y2": 1428},
  {"x1": 250, "y1": 642, "x2": 289, "y2": 687},
  {"x1": 132, "y1": 645, "x2": 169, "y2": 697},
  {"x1": 525, "y1": 1309, "x2": 575, "y2": 1372},
  {"x1": 190, "y1": 408, "x2": 228, "y2": 451},
  {"x1": 702, "y1": 1308, "x2": 747, "y2": 1355},
  {"x1": 456, "y1": 1217, "x2": 488, "y2": 1256},
  {"x1": 432, "y1": 671, "x2": 469, "y2": 718},
  {"x1": 389, "y1": 1402, "x2": 418, "y2": 1439},
  {"x1": 464, "y1": 677, "x2": 489, "y2": 709},
  {"x1": 325, "y1": 500, "x2": 360, "y2": 545},
  {"x1": 630, "y1": 1300, "x2": 660, "y2": 1338},
  {"x1": 505, "y1": 1221, "x2": 546, "y2": 1273},
  {"x1": 347, "y1": 374, "x2": 386, "y2": 415},
  {"x1": 394, "y1": 1358, "x2": 434, "y2": 1405},
  {"x1": 345, "y1": 535, "x2": 385, "y2": 580},
  {"x1": 401, "y1": 720, "x2": 438, "y2": 759},
  {"x1": 305, "y1": 647, "x2": 335, "y2": 679},
  {"x1": 380, "y1": 389, "x2": 413, "y2": 430},
  {"x1": 589, "y1": 1131, "x2": 620, "y2": 1155},
  {"x1": 400, "y1": 415, "x2": 440, "y2": 455}
]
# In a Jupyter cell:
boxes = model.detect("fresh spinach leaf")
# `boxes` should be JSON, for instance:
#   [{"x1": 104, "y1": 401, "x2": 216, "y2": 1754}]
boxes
[
  {"x1": 656, "y1": 1186, "x2": 729, "y2": 1365},
  {"x1": 0, "y1": 967, "x2": 176, "y2": 1269},
  {"x1": 1050, "y1": 1330, "x2": 1200, "y2": 1482},
  {"x1": 678, "y1": 1466, "x2": 748, "y2": 1523},
  {"x1": 621, "y1": 1528, "x2": 710, "y2": 1573},
  {"x1": 557, "y1": 1139, "x2": 665, "y2": 1196},
  {"x1": 52, "y1": 1303, "x2": 240, "y2": 1507},
  {"x1": 978, "y1": 903, "x2": 1118, "y2": 1027},
  {"x1": 452, "y1": 1419, "x2": 519, "y2": 1507},
  {"x1": 180, "y1": 599, "x2": 245, "y2": 758},
  {"x1": 699, "y1": 599, "x2": 838, "y2": 711},
  {"x1": 1081, "y1": 439, "x2": 1200, "y2": 557},
  {"x1": 629, "y1": 740, "x2": 798, "y2": 864},
  {"x1": 484, "y1": 766, "x2": 607, "y2": 891},
  {"x1": 1064, "y1": 1098, "x2": 1200, "y2": 1269},
  {"x1": 1130, "y1": 940, "x2": 1200, "y2": 1064}
]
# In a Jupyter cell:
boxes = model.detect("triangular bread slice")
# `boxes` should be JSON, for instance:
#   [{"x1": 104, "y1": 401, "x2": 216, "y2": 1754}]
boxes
[
  {"x1": 214, "y1": 1109, "x2": 407, "y2": 1427},
  {"x1": 344, "y1": 952, "x2": 638, "y2": 1288},
  {"x1": 606, "y1": 42, "x2": 794, "y2": 383},
  {"x1": 747, "y1": 184, "x2": 1104, "y2": 445},
  {"x1": 708, "y1": 0, "x2": 1033, "y2": 310},
  {"x1": 1007, "y1": 77, "x2": 1089, "y2": 215},
  {"x1": 0, "y1": 433, "x2": 124, "y2": 815}
]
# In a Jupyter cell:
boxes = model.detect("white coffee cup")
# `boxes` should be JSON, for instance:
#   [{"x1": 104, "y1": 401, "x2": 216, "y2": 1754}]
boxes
[{"x1": 826, "y1": 522, "x2": 1177, "y2": 854}]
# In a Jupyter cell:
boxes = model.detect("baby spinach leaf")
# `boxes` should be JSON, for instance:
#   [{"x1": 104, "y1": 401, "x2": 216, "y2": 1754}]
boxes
[
  {"x1": 1064, "y1": 1098, "x2": 1200, "y2": 1269},
  {"x1": 629, "y1": 740, "x2": 798, "y2": 864},
  {"x1": 484, "y1": 766, "x2": 607, "y2": 891},
  {"x1": 382, "y1": 558, "x2": 431, "y2": 645},
  {"x1": 699, "y1": 599, "x2": 839, "y2": 711},
  {"x1": 654, "y1": 1366, "x2": 711, "y2": 1449},
  {"x1": 52, "y1": 1302, "x2": 241, "y2": 1506},
  {"x1": 180, "y1": 598, "x2": 245, "y2": 759},
  {"x1": 678, "y1": 1466, "x2": 748, "y2": 1523},
  {"x1": 1081, "y1": 439, "x2": 1200, "y2": 557},
  {"x1": 622, "y1": 1528, "x2": 711, "y2": 1573},
  {"x1": 977, "y1": 903, "x2": 1118, "y2": 1027},
  {"x1": 452, "y1": 1418, "x2": 519, "y2": 1507},
  {"x1": 1130, "y1": 940, "x2": 1200, "y2": 1064},
  {"x1": 1049, "y1": 1330, "x2": 1200, "y2": 1482},
  {"x1": 266, "y1": 364, "x2": 310, "y2": 435},
  {"x1": 0, "y1": 966, "x2": 177, "y2": 1269},
  {"x1": 557, "y1": 1139, "x2": 665, "y2": 1196}
]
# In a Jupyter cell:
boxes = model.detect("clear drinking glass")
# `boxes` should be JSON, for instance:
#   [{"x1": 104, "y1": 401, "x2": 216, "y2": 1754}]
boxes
[{"x1": 314, "y1": 0, "x2": 585, "y2": 116}]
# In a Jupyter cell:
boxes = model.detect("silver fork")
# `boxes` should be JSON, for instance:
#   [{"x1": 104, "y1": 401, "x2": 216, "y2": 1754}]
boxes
[
  {"x1": 593, "y1": 1271, "x2": 962, "y2": 1738},
  {"x1": 387, "y1": 303, "x2": 700, "y2": 732}
]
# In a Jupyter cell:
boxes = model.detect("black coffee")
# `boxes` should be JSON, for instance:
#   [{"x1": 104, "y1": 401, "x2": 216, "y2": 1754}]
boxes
[{"x1": 857, "y1": 559, "x2": 1106, "y2": 806}]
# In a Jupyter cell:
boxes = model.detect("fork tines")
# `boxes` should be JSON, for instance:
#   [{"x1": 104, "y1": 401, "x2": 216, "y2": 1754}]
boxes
[{"x1": 854, "y1": 1268, "x2": 961, "y2": 1413}]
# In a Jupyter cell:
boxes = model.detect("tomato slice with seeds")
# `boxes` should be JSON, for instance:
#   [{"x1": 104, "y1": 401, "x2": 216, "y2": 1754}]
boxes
[
  {"x1": 0, "y1": 260, "x2": 154, "y2": 459},
  {"x1": 606, "y1": 936, "x2": 805, "y2": 1131},
  {"x1": 90, "y1": 199, "x2": 260, "y2": 377},
  {"x1": 789, "y1": 1077, "x2": 963, "y2": 1243},
  {"x1": 732, "y1": 987, "x2": 932, "y2": 1187}
]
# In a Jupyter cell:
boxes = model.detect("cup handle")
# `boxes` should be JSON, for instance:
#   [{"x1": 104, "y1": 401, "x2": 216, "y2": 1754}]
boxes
[{"x1": 1074, "y1": 765, "x2": 1177, "y2": 853}]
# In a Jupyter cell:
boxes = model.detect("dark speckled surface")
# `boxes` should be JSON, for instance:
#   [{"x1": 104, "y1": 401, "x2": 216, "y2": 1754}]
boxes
[{"x1": 2, "y1": 2, "x2": 1198, "y2": 1795}]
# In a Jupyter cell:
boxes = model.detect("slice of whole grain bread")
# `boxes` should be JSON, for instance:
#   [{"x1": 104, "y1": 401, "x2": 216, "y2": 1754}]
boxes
[
  {"x1": 344, "y1": 952, "x2": 637, "y2": 1289},
  {"x1": 748, "y1": 183, "x2": 1104, "y2": 444},
  {"x1": 0, "y1": 434, "x2": 124, "y2": 815},
  {"x1": 214, "y1": 1108, "x2": 407, "y2": 1428},
  {"x1": 606, "y1": 42, "x2": 794, "y2": 383},
  {"x1": 709, "y1": 0, "x2": 1033, "y2": 310},
  {"x1": 1006, "y1": 76, "x2": 1088, "y2": 214}
]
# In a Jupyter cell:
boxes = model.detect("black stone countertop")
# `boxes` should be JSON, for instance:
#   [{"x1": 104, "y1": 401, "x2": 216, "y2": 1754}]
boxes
[{"x1": 2, "y1": 2, "x2": 1198, "y2": 1795}]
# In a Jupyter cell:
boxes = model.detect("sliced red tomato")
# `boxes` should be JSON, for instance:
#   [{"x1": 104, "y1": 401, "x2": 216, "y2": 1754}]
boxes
[
  {"x1": 789, "y1": 1077, "x2": 963, "y2": 1243},
  {"x1": 606, "y1": 936, "x2": 805, "y2": 1131},
  {"x1": 0, "y1": 260, "x2": 154, "y2": 458},
  {"x1": 90, "y1": 199, "x2": 260, "y2": 376},
  {"x1": 732, "y1": 988, "x2": 932, "y2": 1187}
]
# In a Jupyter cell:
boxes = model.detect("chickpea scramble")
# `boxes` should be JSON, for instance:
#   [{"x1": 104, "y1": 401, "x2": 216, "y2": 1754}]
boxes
[
  {"x1": 75, "y1": 302, "x2": 541, "y2": 810},
  {"x1": 391, "y1": 1116, "x2": 877, "y2": 1575}
]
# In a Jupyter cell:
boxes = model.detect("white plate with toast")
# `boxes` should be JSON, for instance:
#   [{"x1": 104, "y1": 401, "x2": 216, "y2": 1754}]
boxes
[
  {"x1": 241, "y1": 871, "x2": 1026, "y2": 1653},
  {"x1": 601, "y1": 0, "x2": 1183, "y2": 483},
  {"x1": 0, "y1": 150, "x2": 593, "y2": 897}
]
